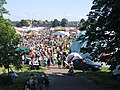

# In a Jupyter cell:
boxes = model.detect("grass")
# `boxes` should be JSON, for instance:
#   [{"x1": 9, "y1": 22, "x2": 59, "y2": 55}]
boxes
[
  {"x1": 0, "y1": 65, "x2": 120, "y2": 90},
  {"x1": 74, "y1": 67, "x2": 120, "y2": 90},
  {"x1": 0, "y1": 65, "x2": 44, "y2": 90}
]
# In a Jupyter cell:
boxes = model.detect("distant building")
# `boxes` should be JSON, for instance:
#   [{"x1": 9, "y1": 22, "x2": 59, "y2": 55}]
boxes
[{"x1": 68, "y1": 21, "x2": 80, "y2": 27}]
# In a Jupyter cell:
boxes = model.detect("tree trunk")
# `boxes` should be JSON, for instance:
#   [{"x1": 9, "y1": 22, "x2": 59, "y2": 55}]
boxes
[{"x1": 8, "y1": 66, "x2": 10, "y2": 73}]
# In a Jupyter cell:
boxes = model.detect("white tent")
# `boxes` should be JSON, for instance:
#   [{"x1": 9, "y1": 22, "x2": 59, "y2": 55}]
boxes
[
  {"x1": 66, "y1": 52, "x2": 83, "y2": 62},
  {"x1": 52, "y1": 31, "x2": 70, "y2": 36}
]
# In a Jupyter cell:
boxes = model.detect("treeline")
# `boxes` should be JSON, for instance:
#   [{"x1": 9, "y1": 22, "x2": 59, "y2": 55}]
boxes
[{"x1": 13, "y1": 18, "x2": 85, "y2": 28}]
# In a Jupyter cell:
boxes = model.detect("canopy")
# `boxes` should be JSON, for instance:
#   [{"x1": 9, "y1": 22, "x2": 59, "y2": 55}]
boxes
[
  {"x1": 15, "y1": 46, "x2": 30, "y2": 54},
  {"x1": 66, "y1": 52, "x2": 83, "y2": 62},
  {"x1": 16, "y1": 30, "x2": 23, "y2": 36},
  {"x1": 28, "y1": 31, "x2": 39, "y2": 36},
  {"x1": 52, "y1": 31, "x2": 70, "y2": 36}
]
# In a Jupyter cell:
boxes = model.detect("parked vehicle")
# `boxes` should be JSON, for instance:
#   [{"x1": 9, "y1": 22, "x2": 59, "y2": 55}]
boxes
[
  {"x1": 85, "y1": 58, "x2": 102, "y2": 71},
  {"x1": 70, "y1": 31, "x2": 102, "y2": 71},
  {"x1": 112, "y1": 65, "x2": 120, "y2": 80},
  {"x1": 73, "y1": 58, "x2": 101, "y2": 71}
]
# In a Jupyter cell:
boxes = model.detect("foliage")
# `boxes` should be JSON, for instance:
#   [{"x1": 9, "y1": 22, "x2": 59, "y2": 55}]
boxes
[
  {"x1": 52, "y1": 19, "x2": 60, "y2": 27},
  {"x1": 15, "y1": 21, "x2": 22, "y2": 27},
  {"x1": 0, "y1": 16, "x2": 15, "y2": 45},
  {"x1": 15, "y1": 19, "x2": 30, "y2": 27},
  {"x1": 0, "y1": 0, "x2": 8, "y2": 16},
  {"x1": 0, "y1": 16, "x2": 21, "y2": 72},
  {"x1": 80, "y1": 0, "x2": 120, "y2": 67},
  {"x1": 38, "y1": 20, "x2": 43, "y2": 25},
  {"x1": 61, "y1": 18, "x2": 68, "y2": 27},
  {"x1": 78, "y1": 18, "x2": 86, "y2": 29},
  {"x1": 19, "y1": 19, "x2": 29, "y2": 27}
]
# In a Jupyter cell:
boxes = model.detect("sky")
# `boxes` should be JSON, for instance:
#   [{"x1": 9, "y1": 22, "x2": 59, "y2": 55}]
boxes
[{"x1": 4, "y1": 0, "x2": 93, "y2": 21}]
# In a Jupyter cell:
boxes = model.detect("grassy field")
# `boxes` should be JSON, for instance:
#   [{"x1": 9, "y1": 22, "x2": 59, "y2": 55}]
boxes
[
  {"x1": 75, "y1": 67, "x2": 120, "y2": 90},
  {"x1": 0, "y1": 65, "x2": 44, "y2": 90}
]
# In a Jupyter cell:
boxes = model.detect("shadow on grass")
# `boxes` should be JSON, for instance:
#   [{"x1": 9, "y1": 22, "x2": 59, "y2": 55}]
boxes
[
  {"x1": 75, "y1": 71, "x2": 120, "y2": 90},
  {"x1": 0, "y1": 66, "x2": 46, "y2": 90}
]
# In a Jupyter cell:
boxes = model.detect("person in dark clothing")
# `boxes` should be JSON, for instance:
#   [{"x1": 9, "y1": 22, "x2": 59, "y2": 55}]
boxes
[
  {"x1": 62, "y1": 52, "x2": 67, "y2": 69},
  {"x1": 47, "y1": 55, "x2": 51, "y2": 69},
  {"x1": 57, "y1": 53, "x2": 62, "y2": 68}
]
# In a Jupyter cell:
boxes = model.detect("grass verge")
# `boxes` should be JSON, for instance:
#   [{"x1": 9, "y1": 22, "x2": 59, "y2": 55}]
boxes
[{"x1": 75, "y1": 67, "x2": 120, "y2": 90}]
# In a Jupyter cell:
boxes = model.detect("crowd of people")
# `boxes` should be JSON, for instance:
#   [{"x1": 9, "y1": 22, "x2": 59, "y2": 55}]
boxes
[{"x1": 19, "y1": 28, "x2": 77, "y2": 69}]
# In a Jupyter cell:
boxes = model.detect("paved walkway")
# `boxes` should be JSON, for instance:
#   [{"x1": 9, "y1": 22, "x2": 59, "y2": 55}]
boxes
[{"x1": 44, "y1": 65, "x2": 106, "y2": 90}]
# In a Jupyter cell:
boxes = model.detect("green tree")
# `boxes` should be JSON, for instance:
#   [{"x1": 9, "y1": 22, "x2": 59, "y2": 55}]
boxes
[
  {"x1": 0, "y1": 0, "x2": 8, "y2": 16},
  {"x1": 61, "y1": 18, "x2": 68, "y2": 27},
  {"x1": 52, "y1": 19, "x2": 60, "y2": 27},
  {"x1": 15, "y1": 21, "x2": 21, "y2": 27},
  {"x1": 78, "y1": 18, "x2": 86, "y2": 30},
  {"x1": 82, "y1": 0, "x2": 120, "y2": 67},
  {"x1": 44, "y1": 20, "x2": 49, "y2": 24},
  {"x1": 38, "y1": 20, "x2": 43, "y2": 25},
  {"x1": 20, "y1": 19, "x2": 29, "y2": 27},
  {"x1": 0, "y1": 16, "x2": 21, "y2": 72},
  {"x1": 80, "y1": 18, "x2": 85, "y2": 23}
]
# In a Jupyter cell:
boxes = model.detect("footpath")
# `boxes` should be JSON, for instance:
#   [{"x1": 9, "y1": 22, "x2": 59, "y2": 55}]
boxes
[{"x1": 44, "y1": 65, "x2": 106, "y2": 90}]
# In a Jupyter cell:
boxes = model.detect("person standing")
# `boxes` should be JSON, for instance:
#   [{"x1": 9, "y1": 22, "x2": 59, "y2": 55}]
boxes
[
  {"x1": 68, "y1": 61, "x2": 74, "y2": 75},
  {"x1": 62, "y1": 52, "x2": 67, "y2": 69},
  {"x1": 47, "y1": 54, "x2": 51, "y2": 69},
  {"x1": 57, "y1": 53, "x2": 62, "y2": 69}
]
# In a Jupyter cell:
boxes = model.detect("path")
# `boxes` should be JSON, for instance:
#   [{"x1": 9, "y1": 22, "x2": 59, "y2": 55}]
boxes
[{"x1": 44, "y1": 65, "x2": 106, "y2": 90}]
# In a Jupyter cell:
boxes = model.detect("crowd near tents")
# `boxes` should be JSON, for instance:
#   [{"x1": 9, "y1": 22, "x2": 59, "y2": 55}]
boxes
[
  {"x1": 14, "y1": 26, "x2": 103, "y2": 71},
  {"x1": 15, "y1": 26, "x2": 79, "y2": 70}
]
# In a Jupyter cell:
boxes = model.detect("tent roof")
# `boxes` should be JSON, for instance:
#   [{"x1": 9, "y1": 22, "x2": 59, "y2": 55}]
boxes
[
  {"x1": 28, "y1": 31, "x2": 39, "y2": 36},
  {"x1": 52, "y1": 31, "x2": 69, "y2": 36},
  {"x1": 16, "y1": 30, "x2": 23, "y2": 36}
]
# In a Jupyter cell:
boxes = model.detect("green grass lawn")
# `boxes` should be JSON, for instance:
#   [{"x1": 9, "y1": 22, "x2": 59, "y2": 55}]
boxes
[
  {"x1": 75, "y1": 67, "x2": 120, "y2": 90},
  {"x1": 0, "y1": 65, "x2": 44, "y2": 90}
]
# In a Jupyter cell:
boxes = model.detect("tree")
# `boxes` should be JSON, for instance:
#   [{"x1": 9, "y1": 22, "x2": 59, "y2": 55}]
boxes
[
  {"x1": 80, "y1": 18, "x2": 85, "y2": 23},
  {"x1": 82, "y1": 0, "x2": 120, "y2": 67},
  {"x1": 0, "y1": 16, "x2": 21, "y2": 72},
  {"x1": 0, "y1": 0, "x2": 8, "y2": 16},
  {"x1": 61, "y1": 18, "x2": 68, "y2": 27},
  {"x1": 78, "y1": 18, "x2": 86, "y2": 29},
  {"x1": 44, "y1": 20, "x2": 49, "y2": 24},
  {"x1": 38, "y1": 20, "x2": 43, "y2": 25},
  {"x1": 20, "y1": 19, "x2": 29, "y2": 27},
  {"x1": 52, "y1": 19, "x2": 60, "y2": 27},
  {"x1": 15, "y1": 21, "x2": 21, "y2": 27}
]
